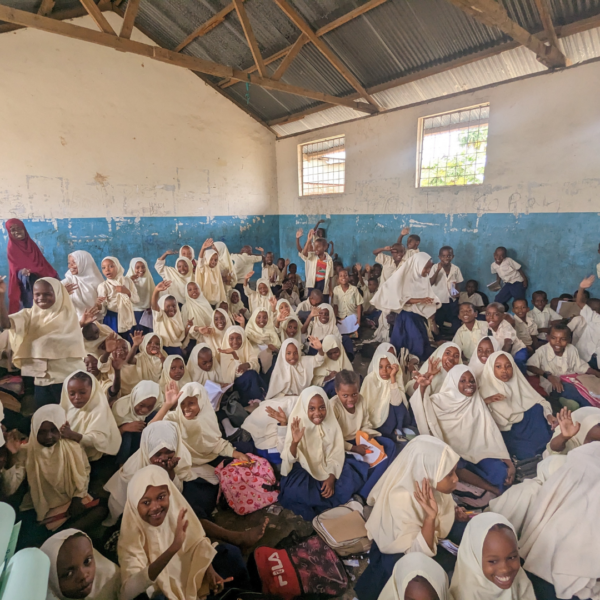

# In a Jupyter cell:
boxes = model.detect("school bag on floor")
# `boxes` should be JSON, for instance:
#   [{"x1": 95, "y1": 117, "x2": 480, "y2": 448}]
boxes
[
  {"x1": 312, "y1": 500, "x2": 371, "y2": 556},
  {"x1": 253, "y1": 535, "x2": 348, "y2": 600},
  {"x1": 215, "y1": 453, "x2": 278, "y2": 515}
]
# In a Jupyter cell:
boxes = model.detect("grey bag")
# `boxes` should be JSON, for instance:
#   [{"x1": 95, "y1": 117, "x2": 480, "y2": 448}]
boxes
[{"x1": 222, "y1": 391, "x2": 248, "y2": 427}]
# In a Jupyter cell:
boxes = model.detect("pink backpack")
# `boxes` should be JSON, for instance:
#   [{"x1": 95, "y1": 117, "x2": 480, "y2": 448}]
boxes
[{"x1": 215, "y1": 453, "x2": 279, "y2": 515}]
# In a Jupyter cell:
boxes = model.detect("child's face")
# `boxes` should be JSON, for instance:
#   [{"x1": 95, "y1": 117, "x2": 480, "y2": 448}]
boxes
[
  {"x1": 68, "y1": 254, "x2": 78, "y2": 275},
  {"x1": 367, "y1": 280, "x2": 378, "y2": 294},
  {"x1": 137, "y1": 484, "x2": 170, "y2": 526},
  {"x1": 169, "y1": 358, "x2": 185, "y2": 381},
  {"x1": 258, "y1": 283, "x2": 269, "y2": 296},
  {"x1": 493, "y1": 249, "x2": 507, "y2": 264},
  {"x1": 481, "y1": 527, "x2": 520, "y2": 590},
  {"x1": 150, "y1": 447, "x2": 175, "y2": 469},
  {"x1": 101, "y1": 259, "x2": 117, "y2": 279},
  {"x1": 164, "y1": 297, "x2": 178, "y2": 317},
  {"x1": 379, "y1": 357, "x2": 392, "y2": 380},
  {"x1": 279, "y1": 302, "x2": 291, "y2": 318},
  {"x1": 318, "y1": 308, "x2": 330, "y2": 324},
  {"x1": 135, "y1": 261, "x2": 146, "y2": 277},
  {"x1": 180, "y1": 396, "x2": 200, "y2": 419},
  {"x1": 229, "y1": 333, "x2": 243, "y2": 350},
  {"x1": 307, "y1": 395, "x2": 327, "y2": 425},
  {"x1": 439, "y1": 248, "x2": 454, "y2": 265},
  {"x1": 336, "y1": 383, "x2": 359, "y2": 410},
  {"x1": 532, "y1": 293, "x2": 547, "y2": 311},
  {"x1": 241, "y1": 245, "x2": 252, "y2": 255},
  {"x1": 197, "y1": 349, "x2": 213, "y2": 372},
  {"x1": 265, "y1": 252, "x2": 274, "y2": 265},
  {"x1": 277, "y1": 258, "x2": 285, "y2": 270},
  {"x1": 314, "y1": 240, "x2": 328, "y2": 254},
  {"x1": 256, "y1": 311, "x2": 268, "y2": 328},
  {"x1": 407, "y1": 236, "x2": 419, "y2": 250},
  {"x1": 420, "y1": 260, "x2": 433, "y2": 277},
  {"x1": 209, "y1": 253, "x2": 219, "y2": 268},
  {"x1": 285, "y1": 320, "x2": 299, "y2": 339},
  {"x1": 214, "y1": 312, "x2": 226, "y2": 330},
  {"x1": 404, "y1": 577, "x2": 438, "y2": 600},
  {"x1": 435, "y1": 464, "x2": 459, "y2": 494},
  {"x1": 8, "y1": 223, "x2": 26, "y2": 240},
  {"x1": 512, "y1": 299, "x2": 528, "y2": 319},
  {"x1": 82, "y1": 324, "x2": 99, "y2": 341},
  {"x1": 113, "y1": 340, "x2": 129, "y2": 360},
  {"x1": 477, "y1": 339, "x2": 495, "y2": 363},
  {"x1": 349, "y1": 274, "x2": 359, "y2": 287},
  {"x1": 442, "y1": 346, "x2": 460, "y2": 372},
  {"x1": 147, "y1": 336, "x2": 161, "y2": 355},
  {"x1": 390, "y1": 245, "x2": 405, "y2": 263},
  {"x1": 33, "y1": 280, "x2": 56, "y2": 309},
  {"x1": 457, "y1": 371, "x2": 476, "y2": 396},
  {"x1": 459, "y1": 304, "x2": 477, "y2": 324},
  {"x1": 288, "y1": 264, "x2": 297, "y2": 274},
  {"x1": 283, "y1": 280, "x2": 293, "y2": 293},
  {"x1": 338, "y1": 270, "x2": 349, "y2": 286},
  {"x1": 180, "y1": 246, "x2": 193, "y2": 260},
  {"x1": 67, "y1": 378, "x2": 92, "y2": 409},
  {"x1": 316, "y1": 228, "x2": 325, "y2": 238},
  {"x1": 230, "y1": 291, "x2": 240, "y2": 304},
  {"x1": 372, "y1": 264, "x2": 382, "y2": 278},
  {"x1": 134, "y1": 397, "x2": 157, "y2": 416},
  {"x1": 486, "y1": 306, "x2": 504, "y2": 327},
  {"x1": 548, "y1": 328, "x2": 569, "y2": 356},
  {"x1": 327, "y1": 348, "x2": 341, "y2": 361},
  {"x1": 84, "y1": 355, "x2": 99, "y2": 376},
  {"x1": 187, "y1": 283, "x2": 200, "y2": 299},
  {"x1": 309, "y1": 293, "x2": 322, "y2": 306},
  {"x1": 56, "y1": 535, "x2": 96, "y2": 599},
  {"x1": 37, "y1": 420, "x2": 61, "y2": 447},
  {"x1": 493, "y1": 354, "x2": 513, "y2": 382},
  {"x1": 285, "y1": 343, "x2": 299, "y2": 365},
  {"x1": 176, "y1": 259, "x2": 189, "y2": 276},
  {"x1": 466, "y1": 281, "x2": 478, "y2": 296}
]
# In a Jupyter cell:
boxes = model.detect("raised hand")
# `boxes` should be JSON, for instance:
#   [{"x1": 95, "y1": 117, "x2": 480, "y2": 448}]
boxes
[
  {"x1": 156, "y1": 280, "x2": 172, "y2": 292},
  {"x1": 104, "y1": 333, "x2": 119, "y2": 354},
  {"x1": 307, "y1": 229, "x2": 315, "y2": 240},
  {"x1": 165, "y1": 381, "x2": 182, "y2": 408},
  {"x1": 245, "y1": 271, "x2": 255, "y2": 282},
  {"x1": 64, "y1": 282, "x2": 79, "y2": 295},
  {"x1": 580, "y1": 275, "x2": 595, "y2": 290},
  {"x1": 165, "y1": 249, "x2": 178, "y2": 256},
  {"x1": 308, "y1": 336, "x2": 322, "y2": 351},
  {"x1": 291, "y1": 416, "x2": 305, "y2": 444},
  {"x1": 132, "y1": 330, "x2": 144, "y2": 347},
  {"x1": 111, "y1": 355, "x2": 125, "y2": 371},
  {"x1": 414, "y1": 478, "x2": 438, "y2": 520},
  {"x1": 255, "y1": 247, "x2": 264, "y2": 253},
  {"x1": 266, "y1": 406, "x2": 288, "y2": 426},
  {"x1": 233, "y1": 314, "x2": 246, "y2": 327},
  {"x1": 198, "y1": 326, "x2": 214, "y2": 336},
  {"x1": 285, "y1": 258, "x2": 290, "y2": 266},
  {"x1": 202, "y1": 238, "x2": 214, "y2": 250},
  {"x1": 309, "y1": 307, "x2": 320, "y2": 319},
  {"x1": 557, "y1": 407, "x2": 580, "y2": 438},
  {"x1": 218, "y1": 347, "x2": 237, "y2": 355},
  {"x1": 80, "y1": 306, "x2": 99, "y2": 326},
  {"x1": 365, "y1": 265, "x2": 371, "y2": 273},
  {"x1": 354, "y1": 263, "x2": 362, "y2": 273},
  {"x1": 426, "y1": 357, "x2": 442, "y2": 378},
  {"x1": 401, "y1": 226, "x2": 410, "y2": 236},
  {"x1": 296, "y1": 229, "x2": 304, "y2": 239},
  {"x1": 269, "y1": 296, "x2": 277, "y2": 310},
  {"x1": 171, "y1": 508, "x2": 188, "y2": 552}
]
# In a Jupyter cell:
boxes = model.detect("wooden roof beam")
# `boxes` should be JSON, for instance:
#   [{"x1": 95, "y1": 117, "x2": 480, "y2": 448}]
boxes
[
  {"x1": 271, "y1": 33, "x2": 306, "y2": 81},
  {"x1": 0, "y1": 3, "x2": 110, "y2": 33},
  {"x1": 445, "y1": 0, "x2": 568, "y2": 68},
  {"x1": 37, "y1": 0, "x2": 55, "y2": 16},
  {"x1": 232, "y1": 0, "x2": 267, "y2": 77},
  {"x1": 119, "y1": 0, "x2": 141, "y2": 39},
  {"x1": 534, "y1": 0, "x2": 562, "y2": 52},
  {"x1": 79, "y1": 0, "x2": 116, "y2": 35}
]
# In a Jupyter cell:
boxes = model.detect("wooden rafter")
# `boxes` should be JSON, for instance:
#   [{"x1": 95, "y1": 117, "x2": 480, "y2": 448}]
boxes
[
  {"x1": 119, "y1": 0, "x2": 141, "y2": 39},
  {"x1": 445, "y1": 0, "x2": 567, "y2": 68},
  {"x1": 271, "y1": 33, "x2": 306, "y2": 81},
  {"x1": 273, "y1": 0, "x2": 380, "y2": 110},
  {"x1": 534, "y1": 0, "x2": 561, "y2": 50},
  {"x1": 0, "y1": 4, "x2": 376, "y2": 115},
  {"x1": 37, "y1": 0, "x2": 55, "y2": 16},
  {"x1": 173, "y1": 2, "x2": 241, "y2": 53},
  {"x1": 232, "y1": 0, "x2": 267, "y2": 78},
  {"x1": 79, "y1": 0, "x2": 115, "y2": 35}
]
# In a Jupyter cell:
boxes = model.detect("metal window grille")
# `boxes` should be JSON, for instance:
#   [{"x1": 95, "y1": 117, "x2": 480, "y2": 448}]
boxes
[
  {"x1": 417, "y1": 104, "x2": 490, "y2": 188},
  {"x1": 300, "y1": 135, "x2": 345, "y2": 196}
]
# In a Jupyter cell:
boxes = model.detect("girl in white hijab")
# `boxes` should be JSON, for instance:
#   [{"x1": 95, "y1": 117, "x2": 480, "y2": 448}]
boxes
[
  {"x1": 159, "y1": 355, "x2": 191, "y2": 393},
  {"x1": 273, "y1": 298, "x2": 295, "y2": 330},
  {"x1": 406, "y1": 342, "x2": 461, "y2": 397},
  {"x1": 373, "y1": 253, "x2": 441, "y2": 361},
  {"x1": 200, "y1": 308, "x2": 233, "y2": 360},
  {"x1": 41, "y1": 529, "x2": 120, "y2": 600},
  {"x1": 1, "y1": 277, "x2": 86, "y2": 407},
  {"x1": 226, "y1": 288, "x2": 248, "y2": 321},
  {"x1": 546, "y1": 406, "x2": 600, "y2": 455},
  {"x1": 97, "y1": 257, "x2": 139, "y2": 335},
  {"x1": 154, "y1": 251, "x2": 194, "y2": 305},
  {"x1": 367, "y1": 343, "x2": 397, "y2": 375},
  {"x1": 360, "y1": 352, "x2": 410, "y2": 440},
  {"x1": 98, "y1": 335, "x2": 140, "y2": 397},
  {"x1": 134, "y1": 333, "x2": 166, "y2": 383},
  {"x1": 520, "y1": 442, "x2": 600, "y2": 600},
  {"x1": 62, "y1": 250, "x2": 104, "y2": 319},
  {"x1": 279, "y1": 386, "x2": 369, "y2": 521},
  {"x1": 312, "y1": 334, "x2": 353, "y2": 397},
  {"x1": 59, "y1": 370, "x2": 121, "y2": 462},
  {"x1": 196, "y1": 239, "x2": 227, "y2": 306},
  {"x1": 469, "y1": 336, "x2": 502, "y2": 381},
  {"x1": 245, "y1": 308, "x2": 282, "y2": 351},
  {"x1": 214, "y1": 241, "x2": 237, "y2": 289},
  {"x1": 150, "y1": 281, "x2": 188, "y2": 354},
  {"x1": 302, "y1": 303, "x2": 340, "y2": 342},
  {"x1": 244, "y1": 276, "x2": 274, "y2": 314},
  {"x1": 449, "y1": 512, "x2": 535, "y2": 600},
  {"x1": 479, "y1": 351, "x2": 554, "y2": 460},
  {"x1": 279, "y1": 314, "x2": 302, "y2": 345},
  {"x1": 411, "y1": 364, "x2": 513, "y2": 496},
  {"x1": 181, "y1": 282, "x2": 213, "y2": 341},
  {"x1": 125, "y1": 256, "x2": 155, "y2": 315},
  {"x1": 355, "y1": 436, "x2": 461, "y2": 600},
  {"x1": 378, "y1": 553, "x2": 449, "y2": 600},
  {"x1": 187, "y1": 342, "x2": 229, "y2": 385},
  {"x1": 179, "y1": 244, "x2": 196, "y2": 270}
]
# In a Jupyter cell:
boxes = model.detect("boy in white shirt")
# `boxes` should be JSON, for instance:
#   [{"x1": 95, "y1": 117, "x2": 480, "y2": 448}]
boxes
[
  {"x1": 296, "y1": 229, "x2": 333, "y2": 301},
  {"x1": 430, "y1": 246, "x2": 463, "y2": 335},
  {"x1": 458, "y1": 280, "x2": 486, "y2": 312},
  {"x1": 511, "y1": 298, "x2": 539, "y2": 352},
  {"x1": 231, "y1": 245, "x2": 264, "y2": 308},
  {"x1": 491, "y1": 246, "x2": 528, "y2": 306},
  {"x1": 332, "y1": 269, "x2": 363, "y2": 325},
  {"x1": 452, "y1": 302, "x2": 488, "y2": 361},
  {"x1": 398, "y1": 226, "x2": 421, "y2": 262},
  {"x1": 296, "y1": 289, "x2": 324, "y2": 322},
  {"x1": 278, "y1": 278, "x2": 300, "y2": 310},
  {"x1": 531, "y1": 290, "x2": 562, "y2": 341},
  {"x1": 575, "y1": 275, "x2": 600, "y2": 369},
  {"x1": 486, "y1": 302, "x2": 528, "y2": 374},
  {"x1": 371, "y1": 243, "x2": 405, "y2": 283}
]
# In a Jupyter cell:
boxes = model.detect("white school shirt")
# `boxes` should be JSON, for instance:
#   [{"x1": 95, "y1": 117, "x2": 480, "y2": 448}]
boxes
[
  {"x1": 458, "y1": 291, "x2": 484, "y2": 308},
  {"x1": 230, "y1": 253, "x2": 263, "y2": 281},
  {"x1": 332, "y1": 285, "x2": 363, "y2": 320},
  {"x1": 261, "y1": 263, "x2": 282, "y2": 285},
  {"x1": 431, "y1": 263, "x2": 463, "y2": 304},
  {"x1": 279, "y1": 290, "x2": 300, "y2": 310},
  {"x1": 512, "y1": 313, "x2": 538, "y2": 347},
  {"x1": 298, "y1": 251, "x2": 333, "y2": 294},
  {"x1": 362, "y1": 288, "x2": 375, "y2": 313},
  {"x1": 490, "y1": 320, "x2": 526, "y2": 355},
  {"x1": 491, "y1": 257, "x2": 524, "y2": 284},
  {"x1": 375, "y1": 253, "x2": 401, "y2": 283},
  {"x1": 527, "y1": 344, "x2": 589, "y2": 394},
  {"x1": 452, "y1": 320, "x2": 488, "y2": 360},
  {"x1": 296, "y1": 299, "x2": 313, "y2": 313},
  {"x1": 575, "y1": 304, "x2": 600, "y2": 362},
  {"x1": 531, "y1": 305, "x2": 562, "y2": 340}
]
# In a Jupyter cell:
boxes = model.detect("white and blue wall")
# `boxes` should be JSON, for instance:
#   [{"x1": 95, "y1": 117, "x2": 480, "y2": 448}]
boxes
[{"x1": 1, "y1": 12, "x2": 599, "y2": 300}]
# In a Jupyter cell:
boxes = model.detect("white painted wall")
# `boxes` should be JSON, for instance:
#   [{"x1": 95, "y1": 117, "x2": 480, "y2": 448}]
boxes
[
  {"x1": 0, "y1": 12, "x2": 277, "y2": 220},
  {"x1": 276, "y1": 59, "x2": 600, "y2": 216}
]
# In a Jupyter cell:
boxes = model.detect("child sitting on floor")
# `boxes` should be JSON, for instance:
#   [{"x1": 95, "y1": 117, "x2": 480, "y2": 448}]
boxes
[
  {"x1": 296, "y1": 288, "x2": 323, "y2": 322},
  {"x1": 453, "y1": 302, "x2": 488, "y2": 361},
  {"x1": 458, "y1": 279, "x2": 486, "y2": 311},
  {"x1": 491, "y1": 247, "x2": 528, "y2": 306},
  {"x1": 278, "y1": 277, "x2": 301, "y2": 310},
  {"x1": 511, "y1": 298, "x2": 539, "y2": 352},
  {"x1": 485, "y1": 303, "x2": 528, "y2": 375},
  {"x1": 530, "y1": 290, "x2": 562, "y2": 341}
]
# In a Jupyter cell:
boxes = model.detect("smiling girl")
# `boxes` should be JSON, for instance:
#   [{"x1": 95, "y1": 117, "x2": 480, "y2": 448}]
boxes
[
  {"x1": 62, "y1": 251, "x2": 104, "y2": 320},
  {"x1": 155, "y1": 249, "x2": 194, "y2": 306},
  {"x1": 125, "y1": 257, "x2": 155, "y2": 336}
]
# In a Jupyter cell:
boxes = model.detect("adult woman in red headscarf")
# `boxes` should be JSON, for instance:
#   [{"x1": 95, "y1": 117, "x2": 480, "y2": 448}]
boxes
[{"x1": 4, "y1": 219, "x2": 58, "y2": 314}]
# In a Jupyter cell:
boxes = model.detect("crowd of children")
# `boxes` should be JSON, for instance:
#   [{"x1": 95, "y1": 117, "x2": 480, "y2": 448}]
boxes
[{"x1": 1, "y1": 216, "x2": 599, "y2": 600}]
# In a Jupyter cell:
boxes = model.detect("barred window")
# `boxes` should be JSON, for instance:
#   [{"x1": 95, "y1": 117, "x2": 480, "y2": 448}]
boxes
[
  {"x1": 417, "y1": 104, "x2": 489, "y2": 187},
  {"x1": 299, "y1": 135, "x2": 345, "y2": 196}
]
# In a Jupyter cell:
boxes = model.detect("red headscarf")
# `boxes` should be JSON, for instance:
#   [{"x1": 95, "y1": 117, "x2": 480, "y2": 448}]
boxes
[{"x1": 4, "y1": 219, "x2": 58, "y2": 314}]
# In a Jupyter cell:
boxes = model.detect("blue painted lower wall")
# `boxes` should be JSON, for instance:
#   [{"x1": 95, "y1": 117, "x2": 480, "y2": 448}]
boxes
[{"x1": 1, "y1": 212, "x2": 598, "y2": 302}]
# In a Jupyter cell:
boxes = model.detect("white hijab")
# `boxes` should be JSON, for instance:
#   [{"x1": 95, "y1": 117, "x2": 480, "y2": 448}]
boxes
[
  {"x1": 468, "y1": 336, "x2": 502, "y2": 381},
  {"x1": 279, "y1": 314, "x2": 302, "y2": 344},
  {"x1": 99, "y1": 257, "x2": 138, "y2": 332},
  {"x1": 366, "y1": 436, "x2": 459, "y2": 554},
  {"x1": 195, "y1": 249, "x2": 227, "y2": 305},
  {"x1": 219, "y1": 325, "x2": 259, "y2": 381},
  {"x1": 59, "y1": 370, "x2": 122, "y2": 461},
  {"x1": 214, "y1": 241, "x2": 237, "y2": 286},
  {"x1": 245, "y1": 308, "x2": 281, "y2": 348},
  {"x1": 520, "y1": 442, "x2": 600, "y2": 600},
  {"x1": 41, "y1": 529, "x2": 120, "y2": 600},
  {"x1": 203, "y1": 308, "x2": 233, "y2": 358},
  {"x1": 411, "y1": 342, "x2": 461, "y2": 396},
  {"x1": 248, "y1": 278, "x2": 274, "y2": 313},
  {"x1": 9, "y1": 277, "x2": 86, "y2": 367},
  {"x1": 62, "y1": 251, "x2": 103, "y2": 318},
  {"x1": 111, "y1": 380, "x2": 162, "y2": 426},
  {"x1": 159, "y1": 355, "x2": 191, "y2": 392},
  {"x1": 118, "y1": 466, "x2": 216, "y2": 600},
  {"x1": 312, "y1": 335, "x2": 353, "y2": 386},
  {"x1": 267, "y1": 338, "x2": 318, "y2": 399},
  {"x1": 226, "y1": 288, "x2": 245, "y2": 319},
  {"x1": 281, "y1": 386, "x2": 345, "y2": 481},
  {"x1": 24, "y1": 405, "x2": 90, "y2": 521},
  {"x1": 241, "y1": 395, "x2": 299, "y2": 451},
  {"x1": 179, "y1": 245, "x2": 195, "y2": 262},
  {"x1": 159, "y1": 256, "x2": 194, "y2": 305},
  {"x1": 367, "y1": 343, "x2": 397, "y2": 375},
  {"x1": 309, "y1": 303, "x2": 341, "y2": 340},
  {"x1": 378, "y1": 552, "x2": 449, "y2": 600},
  {"x1": 135, "y1": 333, "x2": 166, "y2": 383},
  {"x1": 546, "y1": 407, "x2": 600, "y2": 455},
  {"x1": 450, "y1": 512, "x2": 535, "y2": 600},
  {"x1": 126, "y1": 257, "x2": 155, "y2": 311},
  {"x1": 372, "y1": 253, "x2": 441, "y2": 318},
  {"x1": 187, "y1": 343, "x2": 225, "y2": 385},
  {"x1": 479, "y1": 351, "x2": 552, "y2": 431},
  {"x1": 181, "y1": 283, "x2": 213, "y2": 330},
  {"x1": 411, "y1": 365, "x2": 510, "y2": 464},
  {"x1": 153, "y1": 295, "x2": 185, "y2": 348}
]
